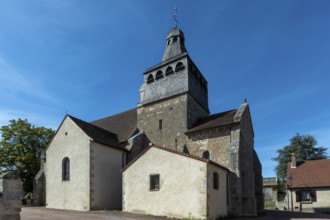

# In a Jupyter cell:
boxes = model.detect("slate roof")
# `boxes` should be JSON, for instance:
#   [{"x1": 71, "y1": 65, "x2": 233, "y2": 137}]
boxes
[
  {"x1": 186, "y1": 109, "x2": 238, "y2": 133},
  {"x1": 68, "y1": 115, "x2": 121, "y2": 149},
  {"x1": 287, "y1": 159, "x2": 330, "y2": 188},
  {"x1": 90, "y1": 108, "x2": 137, "y2": 143}
]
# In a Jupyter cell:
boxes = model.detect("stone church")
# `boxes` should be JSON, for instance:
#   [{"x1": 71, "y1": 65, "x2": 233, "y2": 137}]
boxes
[{"x1": 34, "y1": 26, "x2": 263, "y2": 219}]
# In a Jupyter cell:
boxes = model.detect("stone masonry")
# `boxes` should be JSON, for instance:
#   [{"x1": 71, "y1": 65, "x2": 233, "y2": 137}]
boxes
[
  {"x1": 184, "y1": 103, "x2": 260, "y2": 216},
  {"x1": 36, "y1": 25, "x2": 263, "y2": 217},
  {"x1": 137, "y1": 94, "x2": 208, "y2": 149}
]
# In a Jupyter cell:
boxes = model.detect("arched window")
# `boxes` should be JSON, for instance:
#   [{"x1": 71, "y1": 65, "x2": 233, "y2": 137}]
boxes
[
  {"x1": 62, "y1": 157, "x2": 70, "y2": 181},
  {"x1": 147, "y1": 74, "x2": 154, "y2": 84},
  {"x1": 155, "y1": 70, "x2": 164, "y2": 80},
  {"x1": 165, "y1": 66, "x2": 174, "y2": 76},
  {"x1": 202, "y1": 150, "x2": 210, "y2": 160},
  {"x1": 175, "y1": 62, "x2": 185, "y2": 72}
]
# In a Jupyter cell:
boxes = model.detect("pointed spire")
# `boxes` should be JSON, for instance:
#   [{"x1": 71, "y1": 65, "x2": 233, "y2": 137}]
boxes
[
  {"x1": 162, "y1": 28, "x2": 187, "y2": 62},
  {"x1": 162, "y1": 7, "x2": 187, "y2": 62}
]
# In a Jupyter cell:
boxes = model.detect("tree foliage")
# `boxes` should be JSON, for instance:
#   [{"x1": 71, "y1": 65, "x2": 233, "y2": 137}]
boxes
[
  {"x1": 272, "y1": 133, "x2": 327, "y2": 191},
  {"x1": 0, "y1": 119, "x2": 55, "y2": 192}
]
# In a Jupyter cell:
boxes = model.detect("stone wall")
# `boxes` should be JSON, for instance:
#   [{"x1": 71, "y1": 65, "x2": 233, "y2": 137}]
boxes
[
  {"x1": 186, "y1": 126, "x2": 231, "y2": 167},
  {"x1": 186, "y1": 103, "x2": 260, "y2": 217},
  {"x1": 137, "y1": 95, "x2": 188, "y2": 149},
  {"x1": 228, "y1": 125, "x2": 243, "y2": 216},
  {"x1": 186, "y1": 95, "x2": 209, "y2": 129},
  {"x1": 33, "y1": 156, "x2": 46, "y2": 206},
  {"x1": 137, "y1": 94, "x2": 206, "y2": 150},
  {"x1": 33, "y1": 171, "x2": 45, "y2": 206},
  {"x1": 0, "y1": 172, "x2": 23, "y2": 220},
  {"x1": 238, "y1": 107, "x2": 257, "y2": 216},
  {"x1": 254, "y1": 151, "x2": 264, "y2": 214},
  {"x1": 186, "y1": 124, "x2": 243, "y2": 216}
]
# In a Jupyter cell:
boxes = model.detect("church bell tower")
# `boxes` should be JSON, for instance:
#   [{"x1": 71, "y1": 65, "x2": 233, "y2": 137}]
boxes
[{"x1": 137, "y1": 26, "x2": 209, "y2": 150}]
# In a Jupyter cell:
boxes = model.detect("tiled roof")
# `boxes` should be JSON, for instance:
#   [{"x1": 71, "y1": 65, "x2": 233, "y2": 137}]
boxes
[
  {"x1": 91, "y1": 108, "x2": 137, "y2": 143},
  {"x1": 186, "y1": 109, "x2": 238, "y2": 133},
  {"x1": 68, "y1": 115, "x2": 122, "y2": 149},
  {"x1": 122, "y1": 143, "x2": 230, "y2": 172},
  {"x1": 287, "y1": 159, "x2": 330, "y2": 188}
]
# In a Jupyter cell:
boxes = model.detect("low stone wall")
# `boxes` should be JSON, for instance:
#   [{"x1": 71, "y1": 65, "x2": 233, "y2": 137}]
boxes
[{"x1": 0, "y1": 172, "x2": 23, "y2": 220}]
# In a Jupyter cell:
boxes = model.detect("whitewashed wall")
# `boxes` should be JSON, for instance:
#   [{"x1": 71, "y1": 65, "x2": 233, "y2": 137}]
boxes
[
  {"x1": 288, "y1": 188, "x2": 330, "y2": 212},
  {"x1": 207, "y1": 163, "x2": 228, "y2": 219},
  {"x1": 123, "y1": 147, "x2": 214, "y2": 219},
  {"x1": 45, "y1": 117, "x2": 91, "y2": 211},
  {"x1": 90, "y1": 142, "x2": 124, "y2": 210}
]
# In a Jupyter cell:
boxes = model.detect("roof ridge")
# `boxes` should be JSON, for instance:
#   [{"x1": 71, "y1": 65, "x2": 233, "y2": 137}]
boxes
[
  {"x1": 187, "y1": 109, "x2": 238, "y2": 133},
  {"x1": 68, "y1": 115, "x2": 118, "y2": 138},
  {"x1": 122, "y1": 142, "x2": 230, "y2": 172},
  {"x1": 151, "y1": 144, "x2": 230, "y2": 171},
  {"x1": 91, "y1": 108, "x2": 137, "y2": 123},
  {"x1": 208, "y1": 109, "x2": 237, "y2": 117}
]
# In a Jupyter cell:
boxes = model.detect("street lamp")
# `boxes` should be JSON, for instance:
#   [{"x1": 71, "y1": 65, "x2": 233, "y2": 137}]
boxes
[{"x1": 288, "y1": 174, "x2": 293, "y2": 211}]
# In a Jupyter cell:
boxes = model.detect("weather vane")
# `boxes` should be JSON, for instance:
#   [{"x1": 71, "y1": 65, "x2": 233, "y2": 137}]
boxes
[{"x1": 173, "y1": 6, "x2": 178, "y2": 27}]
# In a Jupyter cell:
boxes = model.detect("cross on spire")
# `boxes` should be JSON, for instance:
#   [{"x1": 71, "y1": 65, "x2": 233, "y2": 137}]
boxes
[{"x1": 173, "y1": 6, "x2": 178, "y2": 28}]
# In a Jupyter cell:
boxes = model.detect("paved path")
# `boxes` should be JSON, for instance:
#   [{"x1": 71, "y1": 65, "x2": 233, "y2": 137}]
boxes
[
  {"x1": 21, "y1": 207, "x2": 330, "y2": 220},
  {"x1": 21, "y1": 207, "x2": 176, "y2": 220}
]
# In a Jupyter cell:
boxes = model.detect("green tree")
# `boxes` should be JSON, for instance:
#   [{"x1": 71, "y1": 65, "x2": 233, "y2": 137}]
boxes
[
  {"x1": 0, "y1": 119, "x2": 55, "y2": 192},
  {"x1": 272, "y1": 133, "x2": 327, "y2": 192}
]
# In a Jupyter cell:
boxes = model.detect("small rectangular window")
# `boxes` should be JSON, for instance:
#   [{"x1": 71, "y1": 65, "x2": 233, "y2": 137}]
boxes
[
  {"x1": 159, "y1": 119, "x2": 163, "y2": 130},
  {"x1": 150, "y1": 174, "x2": 160, "y2": 191},
  {"x1": 296, "y1": 190, "x2": 317, "y2": 202},
  {"x1": 213, "y1": 172, "x2": 219, "y2": 190}
]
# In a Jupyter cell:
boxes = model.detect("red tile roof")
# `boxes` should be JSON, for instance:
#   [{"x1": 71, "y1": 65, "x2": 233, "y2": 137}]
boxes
[{"x1": 287, "y1": 159, "x2": 330, "y2": 188}]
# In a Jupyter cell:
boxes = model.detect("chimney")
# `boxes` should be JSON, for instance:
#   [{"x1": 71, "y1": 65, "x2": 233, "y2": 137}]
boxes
[{"x1": 291, "y1": 153, "x2": 296, "y2": 168}]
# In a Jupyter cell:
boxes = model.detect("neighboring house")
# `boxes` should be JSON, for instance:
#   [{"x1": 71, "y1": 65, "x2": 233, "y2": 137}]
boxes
[
  {"x1": 286, "y1": 153, "x2": 330, "y2": 213},
  {"x1": 263, "y1": 177, "x2": 278, "y2": 208},
  {"x1": 122, "y1": 144, "x2": 229, "y2": 219},
  {"x1": 35, "y1": 25, "x2": 263, "y2": 218}
]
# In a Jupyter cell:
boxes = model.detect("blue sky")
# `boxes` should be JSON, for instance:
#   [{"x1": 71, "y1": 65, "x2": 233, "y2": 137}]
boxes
[{"x1": 0, "y1": 0, "x2": 329, "y2": 177}]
